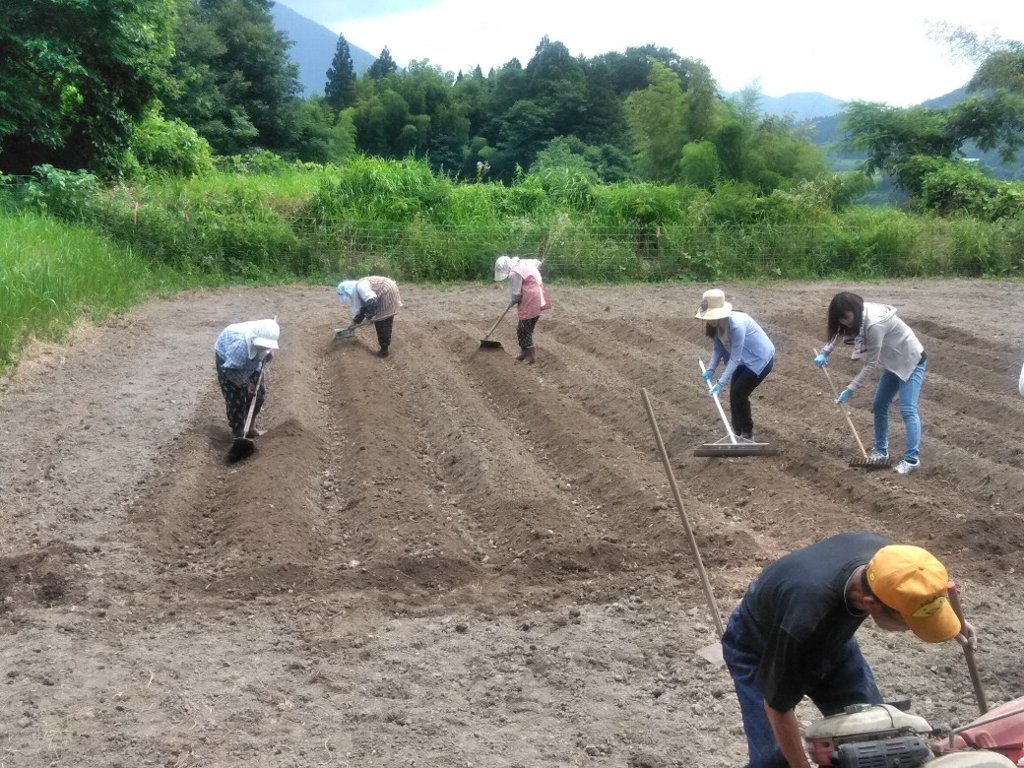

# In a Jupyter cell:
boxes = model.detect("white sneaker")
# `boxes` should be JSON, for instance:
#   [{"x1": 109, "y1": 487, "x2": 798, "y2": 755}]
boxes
[
  {"x1": 894, "y1": 459, "x2": 920, "y2": 475},
  {"x1": 869, "y1": 450, "x2": 889, "y2": 462}
]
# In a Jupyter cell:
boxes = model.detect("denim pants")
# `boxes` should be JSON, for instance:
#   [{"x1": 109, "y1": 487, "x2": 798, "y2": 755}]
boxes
[
  {"x1": 872, "y1": 356, "x2": 927, "y2": 463},
  {"x1": 721, "y1": 608, "x2": 883, "y2": 768}
]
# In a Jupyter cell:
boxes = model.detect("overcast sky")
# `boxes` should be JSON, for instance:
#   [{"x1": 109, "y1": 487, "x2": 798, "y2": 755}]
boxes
[{"x1": 281, "y1": 0, "x2": 1022, "y2": 107}]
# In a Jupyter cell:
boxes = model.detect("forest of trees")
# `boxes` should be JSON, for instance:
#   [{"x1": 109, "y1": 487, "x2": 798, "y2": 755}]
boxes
[{"x1": 2, "y1": 0, "x2": 1023, "y2": 220}]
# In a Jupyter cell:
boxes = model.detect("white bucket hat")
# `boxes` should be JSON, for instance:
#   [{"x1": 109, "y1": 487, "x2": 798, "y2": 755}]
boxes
[
  {"x1": 248, "y1": 319, "x2": 280, "y2": 357},
  {"x1": 694, "y1": 289, "x2": 733, "y2": 321},
  {"x1": 493, "y1": 255, "x2": 520, "y2": 281}
]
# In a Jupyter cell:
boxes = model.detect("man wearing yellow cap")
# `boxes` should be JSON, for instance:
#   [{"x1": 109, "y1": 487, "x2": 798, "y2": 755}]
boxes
[{"x1": 721, "y1": 532, "x2": 975, "y2": 768}]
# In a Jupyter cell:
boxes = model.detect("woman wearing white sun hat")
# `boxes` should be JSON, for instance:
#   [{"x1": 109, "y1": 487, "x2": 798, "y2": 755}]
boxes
[
  {"x1": 214, "y1": 318, "x2": 280, "y2": 441},
  {"x1": 695, "y1": 288, "x2": 775, "y2": 442},
  {"x1": 494, "y1": 255, "x2": 550, "y2": 364},
  {"x1": 336, "y1": 276, "x2": 403, "y2": 358}
]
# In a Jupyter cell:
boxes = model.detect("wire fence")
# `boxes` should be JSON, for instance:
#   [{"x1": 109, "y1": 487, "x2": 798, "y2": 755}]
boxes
[
  {"x1": 4, "y1": 175, "x2": 1023, "y2": 281},
  {"x1": 291, "y1": 217, "x2": 1024, "y2": 283}
]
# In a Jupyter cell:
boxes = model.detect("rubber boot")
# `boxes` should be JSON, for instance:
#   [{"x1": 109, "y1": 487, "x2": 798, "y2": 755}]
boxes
[
  {"x1": 522, "y1": 346, "x2": 536, "y2": 365},
  {"x1": 516, "y1": 348, "x2": 527, "y2": 361},
  {"x1": 378, "y1": 345, "x2": 390, "y2": 358}
]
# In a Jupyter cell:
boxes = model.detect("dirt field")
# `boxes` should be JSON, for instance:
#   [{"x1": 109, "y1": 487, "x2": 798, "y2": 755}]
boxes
[{"x1": 1, "y1": 279, "x2": 1022, "y2": 768}]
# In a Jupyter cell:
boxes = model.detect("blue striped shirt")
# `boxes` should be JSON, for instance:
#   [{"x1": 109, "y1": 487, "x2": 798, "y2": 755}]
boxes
[{"x1": 707, "y1": 311, "x2": 775, "y2": 385}]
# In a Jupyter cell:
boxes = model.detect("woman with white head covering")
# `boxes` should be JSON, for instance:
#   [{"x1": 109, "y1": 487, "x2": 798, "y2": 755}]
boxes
[
  {"x1": 493, "y1": 255, "x2": 549, "y2": 364},
  {"x1": 214, "y1": 318, "x2": 280, "y2": 440},
  {"x1": 336, "y1": 276, "x2": 403, "y2": 358},
  {"x1": 696, "y1": 289, "x2": 775, "y2": 442}
]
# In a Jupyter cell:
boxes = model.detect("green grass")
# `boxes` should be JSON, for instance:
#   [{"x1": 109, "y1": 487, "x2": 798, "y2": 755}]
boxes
[{"x1": 0, "y1": 211, "x2": 183, "y2": 367}]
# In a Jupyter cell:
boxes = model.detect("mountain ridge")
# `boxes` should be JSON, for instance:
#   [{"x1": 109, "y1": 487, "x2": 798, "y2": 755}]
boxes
[{"x1": 271, "y1": 2, "x2": 375, "y2": 95}]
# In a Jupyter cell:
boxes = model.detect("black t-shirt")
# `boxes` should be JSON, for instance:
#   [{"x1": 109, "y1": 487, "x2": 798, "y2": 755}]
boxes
[{"x1": 735, "y1": 532, "x2": 894, "y2": 711}]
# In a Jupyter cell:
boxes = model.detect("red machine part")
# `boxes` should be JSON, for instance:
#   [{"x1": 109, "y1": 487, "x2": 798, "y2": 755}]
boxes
[{"x1": 934, "y1": 695, "x2": 1024, "y2": 763}]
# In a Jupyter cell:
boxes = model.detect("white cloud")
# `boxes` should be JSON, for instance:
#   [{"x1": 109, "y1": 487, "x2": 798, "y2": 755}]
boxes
[{"x1": 324, "y1": 0, "x2": 1022, "y2": 106}]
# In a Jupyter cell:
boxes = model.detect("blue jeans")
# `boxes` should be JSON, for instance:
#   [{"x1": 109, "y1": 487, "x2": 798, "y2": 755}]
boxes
[
  {"x1": 721, "y1": 609, "x2": 883, "y2": 768},
  {"x1": 872, "y1": 356, "x2": 927, "y2": 463}
]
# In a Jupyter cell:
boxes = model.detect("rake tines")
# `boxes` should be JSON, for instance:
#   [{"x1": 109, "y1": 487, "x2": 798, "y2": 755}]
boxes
[{"x1": 849, "y1": 455, "x2": 892, "y2": 469}]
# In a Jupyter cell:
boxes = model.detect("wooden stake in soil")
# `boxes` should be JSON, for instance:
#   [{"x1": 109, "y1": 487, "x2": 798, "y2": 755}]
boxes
[{"x1": 641, "y1": 387, "x2": 725, "y2": 666}]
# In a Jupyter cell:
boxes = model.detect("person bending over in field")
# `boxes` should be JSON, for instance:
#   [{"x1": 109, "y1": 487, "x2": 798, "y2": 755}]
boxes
[
  {"x1": 336, "y1": 276, "x2": 403, "y2": 358},
  {"x1": 813, "y1": 292, "x2": 926, "y2": 475},
  {"x1": 493, "y1": 255, "x2": 550, "y2": 364},
  {"x1": 723, "y1": 532, "x2": 976, "y2": 768},
  {"x1": 214, "y1": 318, "x2": 279, "y2": 440}
]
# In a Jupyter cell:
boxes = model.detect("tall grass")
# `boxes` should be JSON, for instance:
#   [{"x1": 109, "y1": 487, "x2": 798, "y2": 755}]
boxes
[
  {"x1": 0, "y1": 212, "x2": 180, "y2": 367},
  {"x1": 9, "y1": 159, "x2": 1024, "y2": 287}
]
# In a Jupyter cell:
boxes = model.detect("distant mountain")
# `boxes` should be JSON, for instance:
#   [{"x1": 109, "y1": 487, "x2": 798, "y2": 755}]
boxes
[
  {"x1": 756, "y1": 92, "x2": 848, "y2": 121},
  {"x1": 271, "y1": 2, "x2": 374, "y2": 96}
]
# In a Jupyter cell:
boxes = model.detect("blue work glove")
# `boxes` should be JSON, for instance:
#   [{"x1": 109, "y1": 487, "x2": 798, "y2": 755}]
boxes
[
  {"x1": 813, "y1": 352, "x2": 829, "y2": 368},
  {"x1": 835, "y1": 388, "x2": 852, "y2": 405},
  {"x1": 709, "y1": 382, "x2": 723, "y2": 397},
  {"x1": 700, "y1": 369, "x2": 714, "y2": 383}
]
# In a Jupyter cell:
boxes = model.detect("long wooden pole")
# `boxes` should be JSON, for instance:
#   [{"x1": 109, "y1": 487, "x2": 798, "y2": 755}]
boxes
[
  {"x1": 641, "y1": 387, "x2": 725, "y2": 638},
  {"x1": 815, "y1": 349, "x2": 869, "y2": 460}
]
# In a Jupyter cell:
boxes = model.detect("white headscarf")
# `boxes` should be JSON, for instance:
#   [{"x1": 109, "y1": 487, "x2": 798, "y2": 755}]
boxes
[
  {"x1": 246, "y1": 318, "x2": 279, "y2": 359},
  {"x1": 493, "y1": 255, "x2": 521, "y2": 281},
  {"x1": 336, "y1": 280, "x2": 357, "y2": 304}
]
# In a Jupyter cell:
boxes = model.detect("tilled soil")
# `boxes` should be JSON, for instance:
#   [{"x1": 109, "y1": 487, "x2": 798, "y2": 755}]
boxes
[{"x1": 1, "y1": 280, "x2": 1022, "y2": 768}]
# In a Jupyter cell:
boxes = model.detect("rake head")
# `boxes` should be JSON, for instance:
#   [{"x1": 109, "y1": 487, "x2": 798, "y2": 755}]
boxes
[
  {"x1": 694, "y1": 436, "x2": 778, "y2": 457},
  {"x1": 849, "y1": 456, "x2": 892, "y2": 469}
]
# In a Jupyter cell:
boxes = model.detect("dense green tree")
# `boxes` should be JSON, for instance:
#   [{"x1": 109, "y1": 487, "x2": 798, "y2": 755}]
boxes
[
  {"x1": 842, "y1": 92, "x2": 1024, "y2": 216},
  {"x1": 128, "y1": 111, "x2": 214, "y2": 177},
  {"x1": 368, "y1": 47, "x2": 398, "y2": 80},
  {"x1": 844, "y1": 95, "x2": 1024, "y2": 181},
  {"x1": 624, "y1": 61, "x2": 687, "y2": 181},
  {"x1": 0, "y1": 0, "x2": 176, "y2": 174},
  {"x1": 163, "y1": 0, "x2": 300, "y2": 155},
  {"x1": 324, "y1": 34, "x2": 356, "y2": 112},
  {"x1": 678, "y1": 140, "x2": 721, "y2": 188},
  {"x1": 289, "y1": 96, "x2": 336, "y2": 163}
]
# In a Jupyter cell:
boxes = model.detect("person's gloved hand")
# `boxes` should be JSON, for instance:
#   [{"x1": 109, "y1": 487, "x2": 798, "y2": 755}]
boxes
[
  {"x1": 264, "y1": 349, "x2": 276, "y2": 362},
  {"x1": 353, "y1": 311, "x2": 366, "y2": 324},
  {"x1": 835, "y1": 388, "x2": 852, "y2": 405},
  {"x1": 709, "y1": 382, "x2": 722, "y2": 397},
  {"x1": 813, "y1": 352, "x2": 829, "y2": 368},
  {"x1": 956, "y1": 620, "x2": 978, "y2": 651},
  {"x1": 701, "y1": 369, "x2": 714, "y2": 383},
  {"x1": 246, "y1": 380, "x2": 257, "y2": 396},
  {"x1": 510, "y1": 296, "x2": 521, "y2": 306}
]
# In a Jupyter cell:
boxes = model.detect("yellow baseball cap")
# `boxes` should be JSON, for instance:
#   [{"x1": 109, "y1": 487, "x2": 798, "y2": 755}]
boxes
[{"x1": 867, "y1": 545, "x2": 961, "y2": 643}]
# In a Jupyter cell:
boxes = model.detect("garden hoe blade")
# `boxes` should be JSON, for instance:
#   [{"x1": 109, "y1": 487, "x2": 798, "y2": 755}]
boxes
[
  {"x1": 225, "y1": 368, "x2": 264, "y2": 465},
  {"x1": 697, "y1": 642, "x2": 725, "y2": 667},
  {"x1": 226, "y1": 435, "x2": 256, "y2": 464},
  {"x1": 480, "y1": 303, "x2": 514, "y2": 350}
]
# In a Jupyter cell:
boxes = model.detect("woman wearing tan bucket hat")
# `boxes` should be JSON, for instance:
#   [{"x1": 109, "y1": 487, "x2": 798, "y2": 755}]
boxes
[{"x1": 695, "y1": 288, "x2": 775, "y2": 441}]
